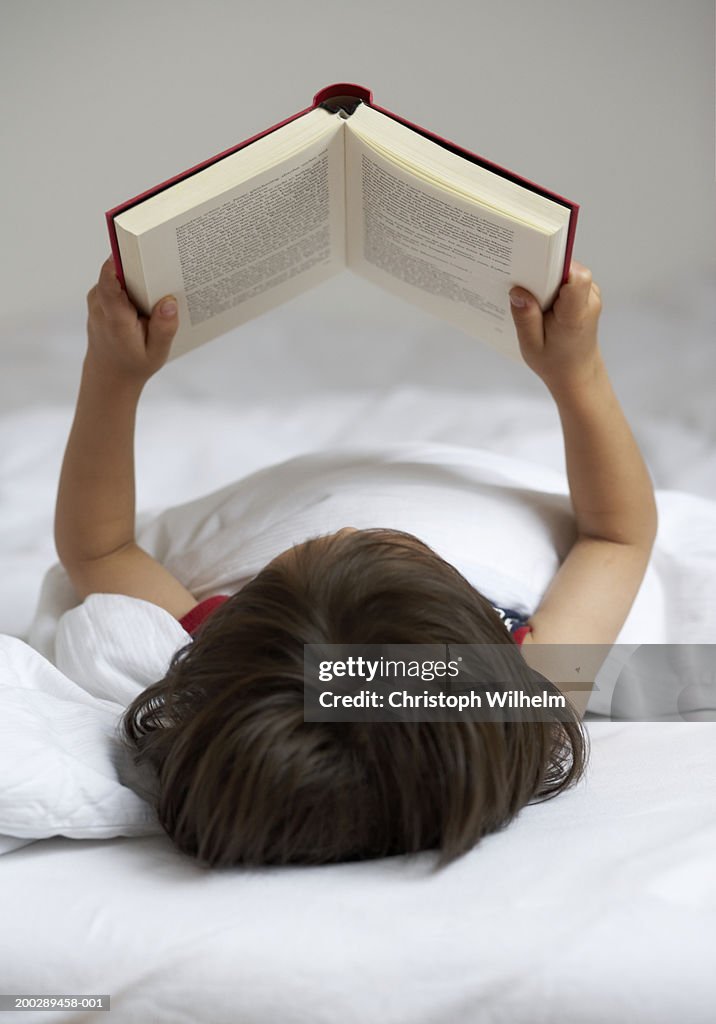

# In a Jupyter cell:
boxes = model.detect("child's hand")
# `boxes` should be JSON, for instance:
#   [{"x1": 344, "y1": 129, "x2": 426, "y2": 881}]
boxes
[
  {"x1": 85, "y1": 257, "x2": 179, "y2": 385},
  {"x1": 509, "y1": 261, "x2": 603, "y2": 393}
]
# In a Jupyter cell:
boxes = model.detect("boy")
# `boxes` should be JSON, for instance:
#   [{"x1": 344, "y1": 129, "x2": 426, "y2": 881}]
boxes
[{"x1": 53, "y1": 257, "x2": 657, "y2": 868}]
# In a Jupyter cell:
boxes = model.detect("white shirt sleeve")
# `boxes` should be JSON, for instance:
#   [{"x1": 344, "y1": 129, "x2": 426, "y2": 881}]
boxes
[{"x1": 54, "y1": 594, "x2": 191, "y2": 706}]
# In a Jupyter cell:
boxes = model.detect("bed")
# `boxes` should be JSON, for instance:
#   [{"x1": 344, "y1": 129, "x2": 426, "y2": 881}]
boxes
[{"x1": 1, "y1": 270, "x2": 714, "y2": 1023}]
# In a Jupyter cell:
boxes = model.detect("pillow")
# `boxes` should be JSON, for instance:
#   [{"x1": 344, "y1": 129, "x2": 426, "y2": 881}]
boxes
[
  {"x1": 0, "y1": 633, "x2": 164, "y2": 843},
  {"x1": 135, "y1": 441, "x2": 578, "y2": 613}
]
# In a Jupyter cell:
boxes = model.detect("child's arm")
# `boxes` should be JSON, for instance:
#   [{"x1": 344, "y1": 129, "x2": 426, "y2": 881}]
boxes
[
  {"x1": 509, "y1": 262, "x2": 658, "y2": 716},
  {"x1": 54, "y1": 257, "x2": 199, "y2": 619}
]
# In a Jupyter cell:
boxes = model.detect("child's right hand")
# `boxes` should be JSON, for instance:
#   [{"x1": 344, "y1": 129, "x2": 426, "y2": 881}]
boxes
[
  {"x1": 85, "y1": 256, "x2": 179, "y2": 387},
  {"x1": 509, "y1": 261, "x2": 603, "y2": 393}
]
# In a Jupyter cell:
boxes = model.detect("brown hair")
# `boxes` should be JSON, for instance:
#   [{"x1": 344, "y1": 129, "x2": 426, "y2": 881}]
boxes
[{"x1": 119, "y1": 528, "x2": 588, "y2": 870}]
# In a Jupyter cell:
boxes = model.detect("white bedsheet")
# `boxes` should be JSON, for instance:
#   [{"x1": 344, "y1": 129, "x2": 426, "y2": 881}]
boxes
[
  {"x1": 1, "y1": 276, "x2": 715, "y2": 1022},
  {"x1": 1, "y1": 719, "x2": 714, "y2": 1024}
]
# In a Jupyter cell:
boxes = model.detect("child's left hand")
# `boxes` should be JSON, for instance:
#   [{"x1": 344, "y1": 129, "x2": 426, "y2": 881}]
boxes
[{"x1": 85, "y1": 256, "x2": 179, "y2": 385}]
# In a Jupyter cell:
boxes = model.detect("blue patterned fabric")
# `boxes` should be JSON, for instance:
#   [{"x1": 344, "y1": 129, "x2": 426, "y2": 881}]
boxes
[{"x1": 491, "y1": 603, "x2": 531, "y2": 639}]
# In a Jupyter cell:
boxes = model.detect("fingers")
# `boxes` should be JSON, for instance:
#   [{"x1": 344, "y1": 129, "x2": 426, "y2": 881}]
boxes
[
  {"x1": 97, "y1": 257, "x2": 125, "y2": 316},
  {"x1": 88, "y1": 257, "x2": 134, "y2": 323},
  {"x1": 568, "y1": 259, "x2": 590, "y2": 278},
  {"x1": 509, "y1": 285, "x2": 544, "y2": 352},
  {"x1": 552, "y1": 261, "x2": 596, "y2": 326},
  {"x1": 145, "y1": 295, "x2": 179, "y2": 361}
]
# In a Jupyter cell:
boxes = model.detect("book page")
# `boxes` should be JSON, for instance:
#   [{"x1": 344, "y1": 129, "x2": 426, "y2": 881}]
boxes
[
  {"x1": 115, "y1": 116, "x2": 345, "y2": 360},
  {"x1": 344, "y1": 129, "x2": 564, "y2": 363}
]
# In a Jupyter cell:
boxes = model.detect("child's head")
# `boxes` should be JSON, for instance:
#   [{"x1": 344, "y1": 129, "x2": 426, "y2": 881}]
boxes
[{"x1": 120, "y1": 528, "x2": 587, "y2": 870}]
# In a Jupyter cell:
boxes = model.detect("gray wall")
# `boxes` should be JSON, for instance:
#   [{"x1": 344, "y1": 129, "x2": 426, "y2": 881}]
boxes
[{"x1": 1, "y1": 0, "x2": 713, "y2": 330}]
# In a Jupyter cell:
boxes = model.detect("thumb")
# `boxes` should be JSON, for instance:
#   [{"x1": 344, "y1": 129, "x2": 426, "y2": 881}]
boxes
[
  {"x1": 509, "y1": 287, "x2": 544, "y2": 352},
  {"x1": 146, "y1": 295, "x2": 179, "y2": 356}
]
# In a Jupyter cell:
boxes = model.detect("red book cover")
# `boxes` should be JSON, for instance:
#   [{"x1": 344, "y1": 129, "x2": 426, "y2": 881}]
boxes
[{"x1": 106, "y1": 82, "x2": 577, "y2": 291}]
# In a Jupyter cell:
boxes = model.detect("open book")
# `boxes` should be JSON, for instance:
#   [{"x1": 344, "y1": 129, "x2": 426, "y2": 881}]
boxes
[{"x1": 107, "y1": 83, "x2": 578, "y2": 363}]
